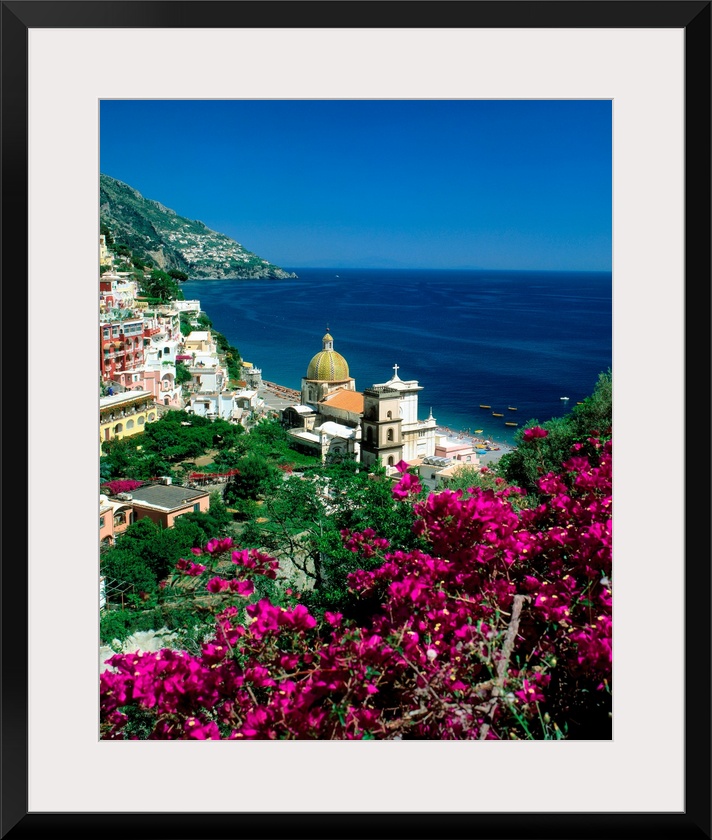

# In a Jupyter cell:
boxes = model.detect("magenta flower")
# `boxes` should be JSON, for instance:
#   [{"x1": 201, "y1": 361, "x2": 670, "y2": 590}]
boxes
[
  {"x1": 515, "y1": 678, "x2": 547, "y2": 704},
  {"x1": 523, "y1": 426, "x2": 548, "y2": 442},
  {"x1": 206, "y1": 577, "x2": 230, "y2": 593},
  {"x1": 101, "y1": 429, "x2": 613, "y2": 742},
  {"x1": 204, "y1": 537, "x2": 234, "y2": 555},
  {"x1": 229, "y1": 579, "x2": 255, "y2": 597}
]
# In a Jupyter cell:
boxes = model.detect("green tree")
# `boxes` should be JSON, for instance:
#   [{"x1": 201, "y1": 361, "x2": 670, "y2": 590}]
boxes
[
  {"x1": 100, "y1": 223, "x2": 114, "y2": 246},
  {"x1": 142, "y1": 269, "x2": 184, "y2": 303},
  {"x1": 241, "y1": 459, "x2": 423, "y2": 614},
  {"x1": 179, "y1": 312, "x2": 195, "y2": 337},
  {"x1": 498, "y1": 369, "x2": 612, "y2": 495},
  {"x1": 101, "y1": 515, "x2": 209, "y2": 596},
  {"x1": 175, "y1": 360, "x2": 192, "y2": 385},
  {"x1": 223, "y1": 452, "x2": 281, "y2": 503},
  {"x1": 178, "y1": 492, "x2": 233, "y2": 540}
]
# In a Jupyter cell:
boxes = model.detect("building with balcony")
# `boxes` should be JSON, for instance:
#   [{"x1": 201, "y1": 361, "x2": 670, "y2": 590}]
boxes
[
  {"x1": 100, "y1": 317, "x2": 146, "y2": 385},
  {"x1": 99, "y1": 390, "x2": 156, "y2": 449}
]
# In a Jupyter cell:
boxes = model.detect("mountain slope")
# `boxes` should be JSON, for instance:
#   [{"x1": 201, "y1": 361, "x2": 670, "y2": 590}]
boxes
[{"x1": 99, "y1": 174, "x2": 297, "y2": 280}]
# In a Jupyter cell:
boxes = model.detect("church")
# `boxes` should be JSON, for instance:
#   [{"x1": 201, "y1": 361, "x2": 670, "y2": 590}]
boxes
[{"x1": 283, "y1": 330, "x2": 437, "y2": 468}]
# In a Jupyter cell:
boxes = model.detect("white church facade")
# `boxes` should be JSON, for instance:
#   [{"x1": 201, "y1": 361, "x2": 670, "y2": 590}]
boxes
[{"x1": 284, "y1": 330, "x2": 437, "y2": 468}]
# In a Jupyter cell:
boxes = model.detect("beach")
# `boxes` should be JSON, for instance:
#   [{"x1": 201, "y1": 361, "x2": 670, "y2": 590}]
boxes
[{"x1": 435, "y1": 425, "x2": 515, "y2": 465}]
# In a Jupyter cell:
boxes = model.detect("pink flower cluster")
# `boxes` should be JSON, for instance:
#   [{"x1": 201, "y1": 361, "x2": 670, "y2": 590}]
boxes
[
  {"x1": 101, "y1": 479, "x2": 143, "y2": 496},
  {"x1": 101, "y1": 438, "x2": 612, "y2": 740},
  {"x1": 341, "y1": 527, "x2": 390, "y2": 559}
]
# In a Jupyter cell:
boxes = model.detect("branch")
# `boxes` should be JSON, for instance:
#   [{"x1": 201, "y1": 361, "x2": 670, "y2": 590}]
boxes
[{"x1": 478, "y1": 594, "x2": 528, "y2": 740}]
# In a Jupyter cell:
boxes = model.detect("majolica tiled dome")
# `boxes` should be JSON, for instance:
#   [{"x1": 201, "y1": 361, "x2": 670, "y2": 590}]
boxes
[{"x1": 307, "y1": 332, "x2": 350, "y2": 381}]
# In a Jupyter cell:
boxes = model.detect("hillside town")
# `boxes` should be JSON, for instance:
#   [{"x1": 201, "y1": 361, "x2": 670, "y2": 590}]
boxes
[{"x1": 98, "y1": 232, "x2": 508, "y2": 614}]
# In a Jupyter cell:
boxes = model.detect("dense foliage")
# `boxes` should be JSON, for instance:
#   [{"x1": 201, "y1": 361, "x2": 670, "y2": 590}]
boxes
[
  {"x1": 498, "y1": 369, "x2": 612, "y2": 494},
  {"x1": 100, "y1": 493, "x2": 233, "y2": 603},
  {"x1": 240, "y1": 458, "x2": 426, "y2": 615},
  {"x1": 101, "y1": 430, "x2": 612, "y2": 741},
  {"x1": 100, "y1": 411, "x2": 246, "y2": 480}
]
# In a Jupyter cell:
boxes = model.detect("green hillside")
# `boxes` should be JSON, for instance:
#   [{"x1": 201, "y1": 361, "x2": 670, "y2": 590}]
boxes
[{"x1": 99, "y1": 174, "x2": 297, "y2": 280}]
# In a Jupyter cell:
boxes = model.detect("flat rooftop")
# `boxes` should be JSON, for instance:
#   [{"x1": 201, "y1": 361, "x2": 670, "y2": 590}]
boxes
[{"x1": 127, "y1": 484, "x2": 209, "y2": 511}]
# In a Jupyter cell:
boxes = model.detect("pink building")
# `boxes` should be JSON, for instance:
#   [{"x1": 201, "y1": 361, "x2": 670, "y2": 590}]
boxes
[
  {"x1": 100, "y1": 318, "x2": 146, "y2": 385},
  {"x1": 434, "y1": 436, "x2": 478, "y2": 463}
]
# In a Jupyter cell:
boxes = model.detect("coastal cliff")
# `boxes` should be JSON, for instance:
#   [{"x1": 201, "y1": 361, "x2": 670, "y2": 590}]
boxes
[{"x1": 100, "y1": 174, "x2": 297, "y2": 280}]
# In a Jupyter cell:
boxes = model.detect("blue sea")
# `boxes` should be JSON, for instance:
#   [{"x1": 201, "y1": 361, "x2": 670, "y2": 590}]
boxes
[{"x1": 181, "y1": 268, "x2": 612, "y2": 447}]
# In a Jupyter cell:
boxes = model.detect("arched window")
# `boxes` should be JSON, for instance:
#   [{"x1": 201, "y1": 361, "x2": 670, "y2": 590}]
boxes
[
  {"x1": 387, "y1": 429, "x2": 394, "y2": 441},
  {"x1": 126, "y1": 419, "x2": 134, "y2": 430},
  {"x1": 148, "y1": 412, "x2": 156, "y2": 421},
  {"x1": 388, "y1": 456, "x2": 394, "y2": 466},
  {"x1": 114, "y1": 423, "x2": 123, "y2": 433},
  {"x1": 138, "y1": 416, "x2": 145, "y2": 425},
  {"x1": 387, "y1": 410, "x2": 392, "y2": 419}
]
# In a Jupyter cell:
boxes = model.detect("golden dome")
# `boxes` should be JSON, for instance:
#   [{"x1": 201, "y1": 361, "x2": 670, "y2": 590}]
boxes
[{"x1": 307, "y1": 331, "x2": 350, "y2": 381}]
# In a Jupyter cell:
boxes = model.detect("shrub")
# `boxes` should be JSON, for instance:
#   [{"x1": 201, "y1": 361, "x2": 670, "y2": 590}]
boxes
[{"x1": 101, "y1": 434, "x2": 612, "y2": 741}]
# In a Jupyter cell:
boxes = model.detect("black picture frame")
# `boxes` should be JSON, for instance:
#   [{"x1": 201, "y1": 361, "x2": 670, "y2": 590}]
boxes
[{"x1": 2, "y1": 2, "x2": 709, "y2": 838}]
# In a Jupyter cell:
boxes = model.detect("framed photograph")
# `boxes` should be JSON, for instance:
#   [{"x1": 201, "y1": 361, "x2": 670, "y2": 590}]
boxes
[{"x1": 3, "y1": 1, "x2": 709, "y2": 838}]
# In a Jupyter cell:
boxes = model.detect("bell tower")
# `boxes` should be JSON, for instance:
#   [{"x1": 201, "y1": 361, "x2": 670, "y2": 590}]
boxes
[{"x1": 360, "y1": 385, "x2": 404, "y2": 468}]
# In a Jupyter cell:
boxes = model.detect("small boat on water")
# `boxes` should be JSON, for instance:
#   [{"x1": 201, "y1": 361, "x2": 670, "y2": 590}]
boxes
[
  {"x1": 474, "y1": 429, "x2": 483, "y2": 434},
  {"x1": 576, "y1": 401, "x2": 584, "y2": 405},
  {"x1": 505, "y1": 421, "x2": 518, "y2": 427},
  {"x1": 492, "y1": 412, "x2": 504, "y2": 417},
  {"x1": 508, "y1": 406, "x2": 517, "y2": 411},
  {"x1": 479, "y1": 404, "x2": 491, "y2": 409},
  {"x1": 560, "y1": 396, "x2": 570, "y2": 401}
]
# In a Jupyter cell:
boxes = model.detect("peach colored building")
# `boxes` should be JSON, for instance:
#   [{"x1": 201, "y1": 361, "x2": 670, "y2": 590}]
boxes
[
  {"x1": 126, "y1": 483, "x2": 211, "y2": 529},
  {"x1": 99, "y1": 495, "x2": 134, "y2": 547}
]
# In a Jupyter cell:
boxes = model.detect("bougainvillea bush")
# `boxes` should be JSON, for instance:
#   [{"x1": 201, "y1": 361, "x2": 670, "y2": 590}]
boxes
[
  {"x1": 101, "y1": 478, "x2": 144, "y2": 497},
  {"x1": 101, "y1": 433, "x2": 612, "y2": 740}
]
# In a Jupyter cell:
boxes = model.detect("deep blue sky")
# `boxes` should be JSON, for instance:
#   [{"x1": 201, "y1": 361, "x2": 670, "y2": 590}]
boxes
[{"x1": 100, "y1": 100, "x2": 611, "y2": 271}]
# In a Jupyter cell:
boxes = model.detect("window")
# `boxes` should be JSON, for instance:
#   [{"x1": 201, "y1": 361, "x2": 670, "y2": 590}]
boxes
[
  {"x1": 388, "y1": 456, "x2": 394, "y2": 466},
  {"x1": 387, "y1": 429, "x2": 394, "y2": 441},
  {"x1": 99, "y1": 516, "x2": 105, "y2": 528},
  {"x1": 387, "y1": 410, "x2": 392, "y2": 419},
  {"x1": 138, "y1": 416, "x2": 145, "y2": 425},
  {"x1": 193, "y1": 503, "x2": 200, "y2": 513},
  {"x1": 126, "y1": 419, "x2": 134, "y2": 429}
]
